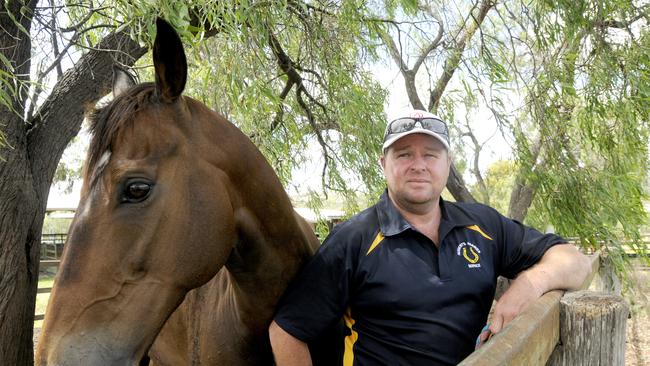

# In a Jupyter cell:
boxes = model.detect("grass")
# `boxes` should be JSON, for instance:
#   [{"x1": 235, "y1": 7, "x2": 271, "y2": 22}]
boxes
[{"x1": 35, "y1": 274, "x2": 55, "y2": 329}]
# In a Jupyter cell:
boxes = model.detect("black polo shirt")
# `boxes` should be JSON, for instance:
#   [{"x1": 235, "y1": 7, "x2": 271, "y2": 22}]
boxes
[{"x1": 274, "y1": 191, "x2": 564, "y2": 365}]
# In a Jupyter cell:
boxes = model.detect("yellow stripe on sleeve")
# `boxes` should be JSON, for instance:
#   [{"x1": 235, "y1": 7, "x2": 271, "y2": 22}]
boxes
[
  {"x1": 366, "y1": 232, "x2": 385, "y2": 255},
  {"x1": 343, "y1": 307, "x2": 358, "y2": 366}
]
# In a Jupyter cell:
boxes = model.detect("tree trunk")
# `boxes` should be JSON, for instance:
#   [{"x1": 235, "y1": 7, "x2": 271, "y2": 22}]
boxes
[
  {"x1": 447, "y1": 163, "x2": 476, "y2": 203},
  {"x1": 0, "y1": 119, "x2": 42, "y2": 366},
  {"x1": 1, "y1": 2, "x2": 40, "y2": 364},
  {"x1": 592, "y1": 253, "x2": 622, "y2": 295},
  {"x1": 507, "y1": 176, "x2": 536, "y2": 222},
  {"x1": 0, "y1": 2, "x2": 146, "y2": 360}
]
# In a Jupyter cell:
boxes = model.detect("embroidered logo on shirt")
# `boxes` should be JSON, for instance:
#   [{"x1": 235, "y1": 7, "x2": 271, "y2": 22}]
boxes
[{"x1": 456, "y1": 242, "x2": 481, "y2": 268}]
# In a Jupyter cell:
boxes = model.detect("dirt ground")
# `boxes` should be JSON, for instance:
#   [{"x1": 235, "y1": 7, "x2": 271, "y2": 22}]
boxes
[
  {"x1": 625, "y1": 265, "x2": 650, "y2": 366},
  {"x1": 33, "y1": 267, "x2": 650, "y2": 364}
]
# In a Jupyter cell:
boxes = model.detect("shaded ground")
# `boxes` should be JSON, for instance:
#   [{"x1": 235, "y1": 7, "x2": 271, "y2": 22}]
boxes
[{"x1": 625, "y1": 264, "x2": 649, "y2": 366}]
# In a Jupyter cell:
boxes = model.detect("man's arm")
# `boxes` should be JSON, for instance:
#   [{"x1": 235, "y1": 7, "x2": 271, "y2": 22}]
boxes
[
  {"x1": 269, "y1": 320, "x2": 313, "y2": 366},
  {"x1": 489, "y1": 243, "x2": 591, "y2": 333}
]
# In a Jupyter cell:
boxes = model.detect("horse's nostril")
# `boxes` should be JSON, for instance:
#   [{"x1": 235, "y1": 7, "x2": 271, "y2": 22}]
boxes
[{"x1": 139, "y1": 354, "x2": 151, "y2": 366}]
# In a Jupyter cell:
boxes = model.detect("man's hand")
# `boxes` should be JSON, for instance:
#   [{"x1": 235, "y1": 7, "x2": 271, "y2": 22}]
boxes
[
  {"x1": 489, "y1": 271, "x2": 543, "y2": 334},
  {"x1": 488, "y1": 243, "x2": 591, "y2": 335}
]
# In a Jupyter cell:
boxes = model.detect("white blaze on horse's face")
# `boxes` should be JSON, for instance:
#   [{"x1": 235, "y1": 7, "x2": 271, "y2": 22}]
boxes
[
  {"x1": 96, "y1": 150, "x2": 111, "y2": 176},
  {"x1": 86, "y1": 150, "x2": 112, "y2": 199}
]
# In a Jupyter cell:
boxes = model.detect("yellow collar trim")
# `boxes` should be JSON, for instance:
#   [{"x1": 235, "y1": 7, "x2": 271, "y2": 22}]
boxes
[
  {"x1": 366, "y1": 232, "x2": 385, "y2": 255},
  {"x1": 466, "y1": 225, "x2": 493, "y2": 240}
]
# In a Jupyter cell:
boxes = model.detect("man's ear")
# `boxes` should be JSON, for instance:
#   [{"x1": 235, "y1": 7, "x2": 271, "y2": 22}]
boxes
[{"x1": 379, "y1": 155, "x2": 386, "y2": 172}]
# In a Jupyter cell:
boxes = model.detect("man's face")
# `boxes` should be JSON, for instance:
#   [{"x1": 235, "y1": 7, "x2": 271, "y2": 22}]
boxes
[{"x1": 380, "y1": 133, "x2": 451, "y2": 210}]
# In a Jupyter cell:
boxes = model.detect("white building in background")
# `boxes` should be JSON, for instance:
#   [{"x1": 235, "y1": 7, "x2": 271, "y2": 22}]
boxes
[{"x1": 293, "y1": 207, "x2": 345, "y2": 228}]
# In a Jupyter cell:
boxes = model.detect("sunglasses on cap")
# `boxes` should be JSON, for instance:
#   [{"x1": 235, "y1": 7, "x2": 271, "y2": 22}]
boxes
[{"x1": 384, "y1": 117, "x2": 449, "y2": 143}]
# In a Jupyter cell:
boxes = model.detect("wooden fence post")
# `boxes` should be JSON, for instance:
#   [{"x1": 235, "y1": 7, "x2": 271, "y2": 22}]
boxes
[
  {"x1": 547, "y1": 290, "x2": 629, "y2": 366},
  {"x1": 596, "y1": 253, "x2": 621, "y2": 295},
  {"x1": 587, "y1": 251, "x2": 621, "y2": 295}
]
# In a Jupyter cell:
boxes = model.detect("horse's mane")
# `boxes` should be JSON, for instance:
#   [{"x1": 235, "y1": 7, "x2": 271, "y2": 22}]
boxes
[{"x1": 85, "y1": 83, "x2": 158, "y2": 180}]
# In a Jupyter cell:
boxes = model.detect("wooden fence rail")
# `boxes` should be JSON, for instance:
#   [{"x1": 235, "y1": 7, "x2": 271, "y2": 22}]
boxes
[
  {"x1": 39, "y1": 259, "x2": 60, "y2": 269},
  {"x1": 460, "y1": 253, "x2": 603, "y2": 365}
]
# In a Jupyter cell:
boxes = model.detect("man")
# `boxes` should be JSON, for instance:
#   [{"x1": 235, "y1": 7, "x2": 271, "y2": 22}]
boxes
[{"x1": 270, "y1": 109, "x2": 591, "y2": 365}]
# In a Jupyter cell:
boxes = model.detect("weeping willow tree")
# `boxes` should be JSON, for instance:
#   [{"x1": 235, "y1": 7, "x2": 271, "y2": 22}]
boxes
[
  {"x1": 369, "y1": 1, "x2": 648, "y2": 252},
  {"x1": 478, "y1": 1, "x2": 650, "y2": 271},
  {"x1": 369, "y1": 0, "x2": 648, "y2": 313},
  {"x1": 76, "y1": 1, "x2": 392, "y2": 212},
  {"x1": 515, "y1": 1, "x2": 650, "y2": 277}
]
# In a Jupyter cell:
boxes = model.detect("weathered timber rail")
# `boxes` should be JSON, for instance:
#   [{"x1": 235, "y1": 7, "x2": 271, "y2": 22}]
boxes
[{"x1": 459, "y1": 253, "x2": 626, "y2": 366}]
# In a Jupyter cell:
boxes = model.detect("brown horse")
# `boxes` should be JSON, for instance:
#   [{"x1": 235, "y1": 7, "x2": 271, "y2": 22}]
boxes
[{"x1": 36, "y1": 18, "x2": 320, "y2": 365}]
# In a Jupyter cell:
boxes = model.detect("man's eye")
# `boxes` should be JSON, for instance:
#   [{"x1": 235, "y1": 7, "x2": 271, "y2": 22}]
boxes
[{"x1": 121, "y1": 181, "x2": 153, "y2": 203}]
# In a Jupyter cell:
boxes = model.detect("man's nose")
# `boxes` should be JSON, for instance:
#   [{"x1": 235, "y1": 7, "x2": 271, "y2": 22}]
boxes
[{"x1": 410, "y1": 154, "x2": 427, "y2": 171}]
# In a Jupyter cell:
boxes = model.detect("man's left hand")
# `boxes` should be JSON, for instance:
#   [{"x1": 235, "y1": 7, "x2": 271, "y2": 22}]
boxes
[
  {"x1": 482, "y1": 243, "x2": 591, "y2": 342},
  {"x1": 488, "y1": 271, "x2": 543, "y2": 334}
]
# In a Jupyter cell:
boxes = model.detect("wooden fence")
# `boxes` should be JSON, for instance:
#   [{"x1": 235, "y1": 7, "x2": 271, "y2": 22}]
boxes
[
  {"x1": 460, "y1": 253, "x2": 630, "y2": 365},
  {"x1": 40, "y1": 234, "x2": 66, "y2": 259},
  {"x1": 35, "y1": 260, "x2": 60, "y2": 321}
]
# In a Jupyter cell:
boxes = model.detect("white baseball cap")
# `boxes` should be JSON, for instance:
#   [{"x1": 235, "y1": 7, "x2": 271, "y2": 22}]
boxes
[{"x1": 382, "y1": 109, "x2": 450, "y2": 151}]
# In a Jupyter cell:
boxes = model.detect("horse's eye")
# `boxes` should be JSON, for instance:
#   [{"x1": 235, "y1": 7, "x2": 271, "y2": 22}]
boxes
[{"x1": 122, "y1": 181, "x2": 152, "y2": 203}]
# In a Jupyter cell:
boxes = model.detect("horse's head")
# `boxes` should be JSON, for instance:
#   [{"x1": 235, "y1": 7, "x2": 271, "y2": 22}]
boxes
[{"x1": 36, "y1": 18, "x2": 313, "y2": 365}]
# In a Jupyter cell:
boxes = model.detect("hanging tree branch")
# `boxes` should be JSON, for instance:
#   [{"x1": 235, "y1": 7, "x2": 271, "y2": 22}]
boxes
[
  {"x1": 267, "y1": 27, "x2": 337, "y2": 187},
  {"x1": 462, "y1": 128, "x2": 489, "y2": 204},
  {"x1": 376, "y1": 1, "x2": 497, "y2": 203},
  {"x1": 428, "y1": 0, "x2": 495, "y2": 111},
  {"x1": 376, "y1": 17, "x2": 444, "y2": 110},
  {"x1": 269, "y1": 78, "x2": 295, "y2": 134},
  {"x1": 296, "y1": 87, "x2": 333, "y2": 191}
]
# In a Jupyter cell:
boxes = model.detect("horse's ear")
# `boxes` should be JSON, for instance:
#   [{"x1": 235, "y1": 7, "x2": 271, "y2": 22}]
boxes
[
  {"x1": 153, "y1": 17, "x2": 187, "y2": 103},
  {"x1": 112, "y1": 66, "x2": 136, "y2": 98}
]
